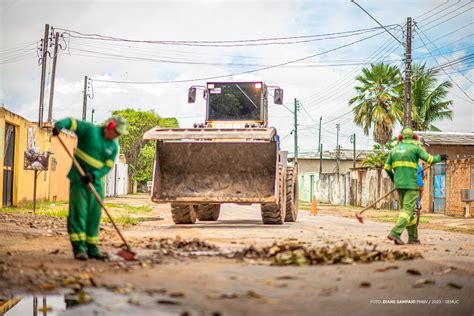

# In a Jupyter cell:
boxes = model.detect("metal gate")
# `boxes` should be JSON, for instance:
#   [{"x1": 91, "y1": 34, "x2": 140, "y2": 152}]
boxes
[
  {"x1": 433, "y1": 162, "x2": 446, "y2": 213},
  {"x1": 3, "y1": 123, "x2": 16, "y2": 207}
]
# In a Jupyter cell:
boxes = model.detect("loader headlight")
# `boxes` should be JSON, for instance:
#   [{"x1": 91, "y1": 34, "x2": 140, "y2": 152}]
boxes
[
  {"x1": 207, "y1": 83, "x2": 215, "y2": 89},
  {"x1": 254, "y1": 83, "x2": 262, "y2": 89}
]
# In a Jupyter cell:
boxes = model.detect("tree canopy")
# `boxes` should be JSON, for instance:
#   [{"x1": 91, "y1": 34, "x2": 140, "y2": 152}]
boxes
[{"x1": 112, "y1": 109, "x2": 179, "y2": 185}]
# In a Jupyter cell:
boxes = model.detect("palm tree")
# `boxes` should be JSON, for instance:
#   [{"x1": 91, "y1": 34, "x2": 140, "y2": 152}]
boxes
[
  {"x1": 397, "y1": 63, "x2": 453, "y2": 131},
  {"x1": 349, "y1": 63, "x2": 402, "y2": 149}
]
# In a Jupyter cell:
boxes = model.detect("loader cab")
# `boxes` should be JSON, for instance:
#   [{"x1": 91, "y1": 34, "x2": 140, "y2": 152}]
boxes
[{"x1": 188, "y1": 81, "x2": 283, "y2": 128}]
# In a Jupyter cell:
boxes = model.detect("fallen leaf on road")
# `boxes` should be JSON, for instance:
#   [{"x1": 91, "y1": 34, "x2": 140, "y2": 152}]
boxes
[
  {"x1": 49, "y1": 249, "x2": 60, "y2": 255},
  {"x1": 375, "y1": 266, "x2": 398, "y2": 272},
  {"x1": 359, "y1": 282, "x2": 371, "y2": 288},
  {"x1": 246, "y1": 290, "x2": 263, "y2": 299},
  {"x1": 38, "y1": 283, "x2": 55, "y2": 291},
  {"x1": 157, "y1": 299, "x2": 181, "y2": 305},
  {"x1": 319, "y1": 286, "x2": 338, "y2": 296},
  {"x1": 65, "y1": 290, "x2": 94, "y2": 307},
  {"x1": 128, "y1": 297, "x2": 141, "y2": 305},
  {"x1": 406, "y1": 269, "x2": 421, "y2": 276},
  {"x1": 444, "y1": 282, "x2": 462, "y2": 289},
  {"x1": 413, "y1": 279, "x2": 435, "y2": 288},
  {"x1": 276, "y1": 275, "x2": 298, "y2": 280},
  {"x1": 433, "y1": 268, "x2": 452, "y2": 276},
  {"x1": 169, "y1": 292, "x2": 185, "y2": 298}
]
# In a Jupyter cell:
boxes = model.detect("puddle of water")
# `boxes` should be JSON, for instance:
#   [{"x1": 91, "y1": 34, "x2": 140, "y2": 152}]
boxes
[
  {"x1": 3, "y1": 295, "x2": 66, "y2": 315},
  {"x1": 3, "y1": 289, "x2": 192, "y2": 316}
]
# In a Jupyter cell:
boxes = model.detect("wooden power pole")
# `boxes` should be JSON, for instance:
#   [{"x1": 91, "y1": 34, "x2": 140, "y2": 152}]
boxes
[
  {"x1": 403, "y1": 17, "x2": 413, "y2": 128},
  {"x1": 294, "y1": 98, "x2": 299, "y2": 162},
  {"x1": 47, "y1": 32, "x2": 60, "y2": 124},
  {"x1": 38, "y1": 24, "x2": 49, "y2": 128}
]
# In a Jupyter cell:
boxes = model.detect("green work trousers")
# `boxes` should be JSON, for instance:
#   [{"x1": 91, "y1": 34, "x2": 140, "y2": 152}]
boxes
[
  {"x1": 68, "y1": 183, "x2": 103, "y2": 256},
  {"x1": 390, "y1": 189, "x2": 419, "y2": 240}
]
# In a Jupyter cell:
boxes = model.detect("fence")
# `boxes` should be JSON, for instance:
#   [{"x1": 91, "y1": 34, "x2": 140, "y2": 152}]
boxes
[{"x1": 299, "y1": 168, "x2": 396, "y2": 209}]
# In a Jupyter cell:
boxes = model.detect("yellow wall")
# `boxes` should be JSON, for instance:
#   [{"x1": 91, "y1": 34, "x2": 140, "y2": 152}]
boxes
[
  {"x1": 49, "y1": 134, "x2": 76, "y2": 202},
  {"x1": 0, "y1": 108, "x2": 76, "y2": 207}
]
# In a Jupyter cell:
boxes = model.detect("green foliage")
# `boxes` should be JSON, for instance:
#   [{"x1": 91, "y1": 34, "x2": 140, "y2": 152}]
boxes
[
  {"x1": 362, "y1": 142, "x2": 395, "y2": 168},
  {"x1": 112, "y1": 109, "x2": 179, "y2": 185},
  {"x1": 349, "y1": 63, "x2": 403, "y2": 147},
  {"x1": 395, "y1": 63, "x2": 453, "y2": 131}
]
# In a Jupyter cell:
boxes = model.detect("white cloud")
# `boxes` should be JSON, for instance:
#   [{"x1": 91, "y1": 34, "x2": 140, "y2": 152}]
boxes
[{"x1": 1, "y1": 0, "x2": 472, "y2": 153}]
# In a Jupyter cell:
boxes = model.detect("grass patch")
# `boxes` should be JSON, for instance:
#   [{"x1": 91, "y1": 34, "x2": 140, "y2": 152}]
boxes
[
  {"x1": 104, "y1": 203, "x2": 152, "y2": 213},
  {"x1": 102, "y1": 214, "x2": 139, "y2": 225},
  {"x1": 36, "y1": 209, "x2": 69, "y2": 218},
  {"x1": 23, "y1": 200, "x2": 68, "y2": 210},
  {"x1": 0, "y1": 206, "x2": 68, "y2": 218}
]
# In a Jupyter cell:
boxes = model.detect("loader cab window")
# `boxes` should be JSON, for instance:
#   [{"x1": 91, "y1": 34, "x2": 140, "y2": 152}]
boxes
[{"x1": 207, "y1": 82, "x2": 263, "y2": 121}]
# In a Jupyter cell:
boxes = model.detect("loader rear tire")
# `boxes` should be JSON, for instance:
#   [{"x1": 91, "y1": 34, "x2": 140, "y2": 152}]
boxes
[
  {"x1": 261, "y1": 163, "x2": 286, "y2": 224},
  {"x1": 194, "y1": 204, "x2": 221, "y2": 221},
  {"x1": 285, "y1": 166, "x2": 299, "y2": 222},
  {"x1": 171, "y1": 204, "x2": 196, "y2": 224}
]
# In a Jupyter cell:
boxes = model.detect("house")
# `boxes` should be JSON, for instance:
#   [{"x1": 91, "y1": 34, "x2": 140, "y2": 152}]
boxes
[
  {"x1": 0, "y1": 107, "x2": 76, "y2": 207},
  {"x1": 0, "y1": 107, "x2": 129, "y2": 207},
  {"x1": 294, "y1": 149, "x2": 373, "y2": 204},
  {"x1": 293, "y1": 149, "x2": 373, "y2": 174},
  {"x1": 416, "y1": 131, "x2": 474, "y2": 217}
]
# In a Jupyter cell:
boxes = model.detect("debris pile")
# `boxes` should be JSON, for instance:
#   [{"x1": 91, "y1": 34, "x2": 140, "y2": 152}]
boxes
[
  {"x1": 230, "y1": 241, "x2": 423, "y2": 266},
  {"x1": 144, "y1": 237, "x2": 220, "y2": 257}
]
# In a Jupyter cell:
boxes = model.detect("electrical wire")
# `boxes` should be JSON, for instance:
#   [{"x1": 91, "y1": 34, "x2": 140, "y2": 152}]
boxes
[
  {"x1": 414, "y1": 26, "x2": 474, "y2": 101},
  {"x1": 91, "y1": 30, "x2": 388, "y2": 85}
]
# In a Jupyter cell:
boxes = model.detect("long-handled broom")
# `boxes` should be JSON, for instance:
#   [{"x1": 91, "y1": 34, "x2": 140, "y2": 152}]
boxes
[{"x1": 57, "y1": 135, "x2": 136, "y2": 261}]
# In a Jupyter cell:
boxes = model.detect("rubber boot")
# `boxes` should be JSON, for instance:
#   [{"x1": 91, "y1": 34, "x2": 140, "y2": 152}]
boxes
[
  {"x1": 74, "y1": 252, "x2": 88, "y2": 261},
  {"x1": 387, "y1": 233, "x2": 405, "y2": 245}
]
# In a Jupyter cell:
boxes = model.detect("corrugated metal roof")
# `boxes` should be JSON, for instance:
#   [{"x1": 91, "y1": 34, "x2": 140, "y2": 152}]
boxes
[{"x1": 416, "y1": 131, "x2": 474, "y2": 146}]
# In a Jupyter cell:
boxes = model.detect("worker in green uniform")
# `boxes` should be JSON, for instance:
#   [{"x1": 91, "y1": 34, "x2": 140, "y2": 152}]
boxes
[
  {"x1": 53, "y1": 116, "x2": 128, "y2": 260},
  {"x1": 384, "y1": 128, "x2": 447, "y2": 245}
]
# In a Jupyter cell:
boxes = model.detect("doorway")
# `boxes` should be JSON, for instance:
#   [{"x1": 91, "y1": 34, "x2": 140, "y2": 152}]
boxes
[{"x1": 3, "y1": 123, "x2": 16, "y2": 207}]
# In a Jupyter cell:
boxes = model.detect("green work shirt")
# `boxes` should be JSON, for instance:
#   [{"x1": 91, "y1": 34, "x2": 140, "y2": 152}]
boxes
[
  {"x1": 384, "y1": 139, "x2": 441, "y2": 190},
  {"x1": 55, "y1": 118, "x2": 118, "y2": 189}
]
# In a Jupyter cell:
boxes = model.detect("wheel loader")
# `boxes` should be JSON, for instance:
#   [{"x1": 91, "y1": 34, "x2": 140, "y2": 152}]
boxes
[{"x1": 143, "y1": 81, "x2": 298, "y2": 224}]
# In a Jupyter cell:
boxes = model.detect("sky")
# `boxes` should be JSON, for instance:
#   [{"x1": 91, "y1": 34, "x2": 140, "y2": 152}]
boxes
[{"x1": 1, "y1": 0, "x2": 473, "y2": 154}]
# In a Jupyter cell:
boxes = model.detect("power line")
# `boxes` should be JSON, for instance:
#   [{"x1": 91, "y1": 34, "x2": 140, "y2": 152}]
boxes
[
  {"x1": 414, "y1": 25, "x2": 473, "y2": 101},
  {"x1": 91, "y1": 30, "x2": 388, "y2": 85},
  {"x1": 415, "y1": 23, "x2": 473, "y2": 83},
  {"x1": 57, "y1": 25, "x2": 395, "y2": 47}
]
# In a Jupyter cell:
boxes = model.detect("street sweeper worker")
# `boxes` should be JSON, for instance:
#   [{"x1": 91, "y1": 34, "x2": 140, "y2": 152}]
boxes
[
  {"x1": 52, "y1": 116, "x2": 128, "y2": 260},
  {"x1": 384, "y1": 128, "x2": 447, "y2": 245}
]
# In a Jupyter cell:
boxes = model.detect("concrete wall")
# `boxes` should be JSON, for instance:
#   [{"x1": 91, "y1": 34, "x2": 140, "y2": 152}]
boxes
[
  {"x1": 299, "y1": 172, "x2": 349, "y2": 205},
  {"x1": 349, "y1": 168, "x2": 397, "y2": 209}
]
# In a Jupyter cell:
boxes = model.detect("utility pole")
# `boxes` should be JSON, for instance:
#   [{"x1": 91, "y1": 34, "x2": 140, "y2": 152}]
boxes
[
  {"x1": 403, "y1": 17, "x2": 413, "y2": 128},
  {"x1": 336, "y1": 123, "x2": 340, "y2": 174},
  {"x1": 47, "y1": 32, "x2": 59, "y2": 124},
  {"x1": 319, "y1": 143, "x2": 323, "y2": 173},
  {"x1": 318, "y1": 116, "x2": 322, "y2": 152},
  {"x1": 294, "y1": 98, "x2": 299, "y2": 162},
  {"x1": 91, "y1": 109, "x2": 95, "y2": 124},
  {"x1": 38, "y1": 24, "x2": 49, "y2": 128},
  {"x1": 82, "y1": 76, "x2": 88, "y2": 121},
  {"x1": 350, "y1": 133, "x2": 356, "y2": 169}
]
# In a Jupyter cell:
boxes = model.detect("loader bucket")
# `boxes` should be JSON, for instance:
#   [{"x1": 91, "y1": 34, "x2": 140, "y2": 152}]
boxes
[{"x1": 144, "y1": 128, "x2": 279, "y2": 204}]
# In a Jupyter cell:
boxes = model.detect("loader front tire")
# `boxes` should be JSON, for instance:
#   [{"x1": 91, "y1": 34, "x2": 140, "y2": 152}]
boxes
[
  {"x1": 285, "y1": 166, "x2": 299, "y2": 222},
  {"x1": 194, "y1": 204, "x2": 221, "y2": 221},
  {"x1": 261, "y1": 163, "x2": 286, "y2": 224},
  {"x1": 171, "y1": 204, "x2": 196, "y2": 224}
]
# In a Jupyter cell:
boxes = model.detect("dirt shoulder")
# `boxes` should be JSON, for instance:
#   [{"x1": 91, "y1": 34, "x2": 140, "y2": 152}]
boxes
[
  {"x1": 304, "y1": 203, "x2": 474, "y2": 235},
  {"x1": 1, "y1": 196, "x2": 473, "y2": 315}
]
